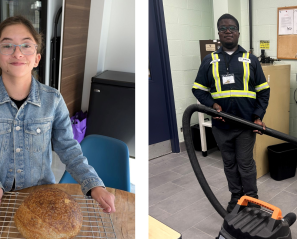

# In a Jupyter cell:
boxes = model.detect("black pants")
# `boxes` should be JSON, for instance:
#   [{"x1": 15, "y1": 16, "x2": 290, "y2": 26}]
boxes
[{"x1": 212, "y1": 126, "x2": 257, "y2": 197}]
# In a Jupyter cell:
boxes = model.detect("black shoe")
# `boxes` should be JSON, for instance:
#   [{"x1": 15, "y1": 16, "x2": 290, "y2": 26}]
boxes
[{"x1": 226, "y1": 192, "x2": 243, "y2": 213}]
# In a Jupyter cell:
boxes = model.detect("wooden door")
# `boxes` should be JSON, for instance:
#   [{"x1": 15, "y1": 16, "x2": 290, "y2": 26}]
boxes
[{"x1": 60, "y1": 0, "x2": 91, "y2": 116}]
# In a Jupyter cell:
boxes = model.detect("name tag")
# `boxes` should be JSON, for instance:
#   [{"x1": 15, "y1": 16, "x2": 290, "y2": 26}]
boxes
[
  {"x1": 238, "y1": 57, "x2": 251, "y2": 63},
  {"x1": 222, "y1": 74, "x2": 235, "y2": 85},
  {"x1": 210, "y1": 59, "x2": 220, "y2": 64}
]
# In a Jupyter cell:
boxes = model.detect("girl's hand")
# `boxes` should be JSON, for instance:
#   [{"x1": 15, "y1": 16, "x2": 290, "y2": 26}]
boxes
[{"x1": 91, "y1": 186, "x2": 116, "y2": 213}]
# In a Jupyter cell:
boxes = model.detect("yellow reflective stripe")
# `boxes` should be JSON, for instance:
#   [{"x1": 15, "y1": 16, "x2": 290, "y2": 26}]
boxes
[
  {"x1": 242, "y1": 53, "x2": 250, "y2": 92},
  {"x1": 215, "y1": 54, "x2": 222, "y2": 91},
  {"x1": 255, "y1": 82, "x2": 270, "y2": 92},
  {"x1": 211, "y1": 53, "x2": 217, "y2": 92},
  {"x1": 193, "y1": 82, "x2": 209, "y2": 91},
  {"x1": 211, "y1": 53, "x2": 221, "y2": 92},
  {"x1": 246, "y1": 53, "x2": 250, "y2": 90},
  {"x1": 211, "y1": 90, "x2": 256, "y2": 99}
]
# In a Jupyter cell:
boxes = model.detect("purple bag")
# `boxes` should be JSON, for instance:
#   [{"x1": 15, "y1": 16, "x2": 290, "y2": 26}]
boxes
[{"x1": 70, "y1": 111, "x2": 88, "y2": 143}]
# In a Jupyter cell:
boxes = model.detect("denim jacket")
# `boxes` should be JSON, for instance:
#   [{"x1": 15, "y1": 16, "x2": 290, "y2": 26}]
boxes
[{"x1": 0, "y1": 76, "x2": 104, "y2": 194}]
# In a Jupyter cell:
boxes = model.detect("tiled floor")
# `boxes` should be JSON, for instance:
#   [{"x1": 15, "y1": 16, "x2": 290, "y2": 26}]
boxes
[
  {"x1": 149, "y1": 149, "x2": 297, "y2": 239},
  {"x1": 51, "y1": 151, "x2": 135, "y2": 193}
]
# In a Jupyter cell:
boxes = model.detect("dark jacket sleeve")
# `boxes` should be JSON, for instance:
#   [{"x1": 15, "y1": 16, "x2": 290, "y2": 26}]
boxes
[
  {"x1": 192, "y1": 56, "x2": 215, "y2": 107},
  {"x1": 252, "y1": 56, "x2": 270, "y2": 120}
]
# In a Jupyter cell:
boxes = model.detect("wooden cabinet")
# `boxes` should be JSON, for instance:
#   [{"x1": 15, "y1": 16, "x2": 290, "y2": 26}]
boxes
[{"x1": 254, "y1": 64, "x2": 291, "y2": 178}]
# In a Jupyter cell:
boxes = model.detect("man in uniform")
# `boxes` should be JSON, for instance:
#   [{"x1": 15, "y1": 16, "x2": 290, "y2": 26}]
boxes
[{"x1": 192, "y1": 14, "x2": 270, "y2": 213}]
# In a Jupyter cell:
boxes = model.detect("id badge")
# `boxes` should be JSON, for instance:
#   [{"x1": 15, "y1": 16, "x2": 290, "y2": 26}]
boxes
[{"x1": 222, "y1": 74, "x2": 235, "y2": 85}]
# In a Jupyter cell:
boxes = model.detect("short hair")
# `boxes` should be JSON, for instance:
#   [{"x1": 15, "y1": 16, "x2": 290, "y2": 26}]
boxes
[{"x1": 217, "y1": 14, "x2": 239, "y2": 31}]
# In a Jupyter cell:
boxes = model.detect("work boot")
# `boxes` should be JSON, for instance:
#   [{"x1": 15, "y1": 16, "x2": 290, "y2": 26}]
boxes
[
  {"x1": 226, "y1": 192, "x2": 244, "y2": 213},
  {"x1": 247, "y1": 195, "x2": 261, "y2": 209}
]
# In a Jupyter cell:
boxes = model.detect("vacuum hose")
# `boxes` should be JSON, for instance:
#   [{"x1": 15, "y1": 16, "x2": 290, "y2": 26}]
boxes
[
  {"x1": 182, "y1": 104, "x2": 228, "y2": 218},
  {"x1": 191, "y1": 104, "x2": 297, "y2": 146},
  {"x1": 182, "y1": 104, "x2": 297, "y2": 219}
]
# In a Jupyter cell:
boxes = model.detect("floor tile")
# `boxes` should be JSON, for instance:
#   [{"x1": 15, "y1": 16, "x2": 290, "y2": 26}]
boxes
[
  {"x1": 149, "y1": 153, "x2": 179, "y2": 164},
  {"x1": 149, "y1": 171, "x2": 183, "y2": 190},
  {"x1": 207, "y1": 172, "x2": 228, "y2": 190},
  {"x1": 160, "y1": 197, "x2": 216, "y2": 233},
  {"x1": 194, "y1": 212, "x2": 224, "y2": 238},
  {"x1": 210, "y1": 158, "x2": 224, "y2": 170},
  {"x1": 170, "y1": 161, "x2": 194, "y2": 175},
  {"x1": 267, "y1": 191, "x2": 297, "y2": 216},
  {"x1": 285, "y1": 179, "x2": 297, "y2": 195},
  {"x1": 197, "y1": 157, "x2": 221, "y2": 168},
  {"x1": 171, "y1": 161, "x2": 222, "y2": 176},
  {"x1": 149, "y1": 206, "x2": 172, "y2": 222},
  {"x1": 257, "y1": 174, "x2": 297, "y2": 202},
  {"x1": 181, "y1": 227, "x2": 213, "y2": 239},
  {"x1": 149, "y1": 156, "x2": 189, "y2": 176},
  {"x1": 172, "y1": 167, "x2": 224, "y2": 190},
  {"x1": 257, "y1": 173, "x2": 270, "y2": 183},
  {"x1": 148, "y1": 149, "x2": 297, "y2": 237},
  {"x1": 212, "y1": 185, "x2": 232, "y2": 209},
  {"x1": 154, "y1": 186, "x2": 218, "y2": 214},
  {"x1": 149, "y1": 182, "x2": 185, "y2": 206}
]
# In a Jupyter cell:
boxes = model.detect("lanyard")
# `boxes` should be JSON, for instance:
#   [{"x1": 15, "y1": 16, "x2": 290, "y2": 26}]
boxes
[{"x1": 223, "y1": 53, "x2": 234, "y2": 74}]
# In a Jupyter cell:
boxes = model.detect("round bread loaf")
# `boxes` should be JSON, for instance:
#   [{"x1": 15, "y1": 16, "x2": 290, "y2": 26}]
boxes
[{"x1": 14, "y1": 188, "x2": 83, "y2": 239}]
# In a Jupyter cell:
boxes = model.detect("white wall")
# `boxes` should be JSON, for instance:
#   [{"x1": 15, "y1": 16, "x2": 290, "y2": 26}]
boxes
[
  {"x1": 163, "y1": 0, "x2": 214, "y2": 142},
  {"x1": 45, "y1": 0, "x2": 63, "y2": 86},
  {"x1": 81, "y1": 0, "x2": 106, "y2": 112},
  {"x1": 104, "y1": 0, "x2": 135, "y2": 73},
  {"x1": 212, "y1": 0, "x2": 242, "y2": 44},
  {"x1": 81, "y1": 0, "x2": 135, "y2": 112},
  {"x1": 213, "y1": 0, "x2": 228, "y2": 37}
]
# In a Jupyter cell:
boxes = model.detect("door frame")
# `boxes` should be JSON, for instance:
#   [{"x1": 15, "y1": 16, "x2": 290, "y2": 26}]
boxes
[{"x1": 151, "y1": 0, "x2": 179, "y2": 153}]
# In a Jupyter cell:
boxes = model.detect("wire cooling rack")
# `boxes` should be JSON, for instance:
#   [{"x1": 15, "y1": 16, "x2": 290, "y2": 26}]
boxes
[{"x1": 0, "y1": 192, "x2": 117, "y2": 238}]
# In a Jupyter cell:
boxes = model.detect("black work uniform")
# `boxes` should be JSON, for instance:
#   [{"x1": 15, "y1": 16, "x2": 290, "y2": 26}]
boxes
[{"x1": 192, "y1": 45, "x2": 270, "y2": 196}]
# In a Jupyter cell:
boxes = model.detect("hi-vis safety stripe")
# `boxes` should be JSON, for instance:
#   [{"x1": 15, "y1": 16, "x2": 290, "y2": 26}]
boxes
[
  {"x1": 255, "y1": 82, "x2": 270, "y2": 92},
  {"x1": 208, "y1": 52, "x2": 256, "y2": 99},
  {"x1": 211, "y1": 53, "x2": 222, "y2": 92},
  {"x1": 192, "y1": 82, "x2": 209, "y2": 91},
  {"x1": 211, "y1": 90, "x2": 256, "y2": 99},
  {"x1": 242, "y1": 52, "x2": 250, "y2": 91},
  {"x1": 193, "y1": 52, "x2": 268, "y2": 99}
]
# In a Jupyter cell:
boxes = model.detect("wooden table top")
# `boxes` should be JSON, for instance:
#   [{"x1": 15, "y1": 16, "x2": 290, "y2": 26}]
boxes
[
  {"x1": 149, "y1": 216, "x2": 181, "y2": 239},
  {"x1": 0, "y1": 184, "x2": 135, "y2": 239}
]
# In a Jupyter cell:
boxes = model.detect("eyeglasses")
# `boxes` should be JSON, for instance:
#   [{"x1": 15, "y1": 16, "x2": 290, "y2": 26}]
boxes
[
  {"x1": 0, "y1": 43, "x2": 38, "y2": 55},
  {"x1": 218, "y1": 26, "x2": 238, "y2": 33}
]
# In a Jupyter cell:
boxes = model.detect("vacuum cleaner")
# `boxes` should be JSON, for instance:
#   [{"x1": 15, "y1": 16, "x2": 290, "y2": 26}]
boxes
[{"x1": 182, "y1": 104, "x2": 297, "y2": 239}]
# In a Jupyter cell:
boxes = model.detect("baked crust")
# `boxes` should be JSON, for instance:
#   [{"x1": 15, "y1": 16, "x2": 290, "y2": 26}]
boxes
[{"x1": 14, "y1": 188, "x2": 83, "y2": 239}]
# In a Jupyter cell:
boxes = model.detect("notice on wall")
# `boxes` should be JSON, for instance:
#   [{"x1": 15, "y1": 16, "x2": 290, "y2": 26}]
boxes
[
  {"x1": 205, "y1": 44, "x2": 215, "y2": 51},
  {"x1": 260, "y1": 40, "x2": 270, "y2": 49},
  {"x1": 279, "y1": 9, "x2": 293, "y2": 35},
  {"x1": 294, "y1": 9, "x2": 297, "y2": 34}
]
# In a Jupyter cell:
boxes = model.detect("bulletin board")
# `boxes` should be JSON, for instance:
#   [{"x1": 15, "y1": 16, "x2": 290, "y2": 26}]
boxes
[{"x1": 277, "y1": 6, "x2": 297, "y2": 59}]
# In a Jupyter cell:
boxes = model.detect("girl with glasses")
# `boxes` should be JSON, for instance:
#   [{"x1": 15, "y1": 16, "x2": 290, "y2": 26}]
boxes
[{"x1": 0, "y1": 16, "x2": 115, "y2": 214}]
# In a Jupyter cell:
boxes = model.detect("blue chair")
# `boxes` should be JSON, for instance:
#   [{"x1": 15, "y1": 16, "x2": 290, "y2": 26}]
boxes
[{"x1": 59, "y1": 135, "x2": 130, "y2": 192}]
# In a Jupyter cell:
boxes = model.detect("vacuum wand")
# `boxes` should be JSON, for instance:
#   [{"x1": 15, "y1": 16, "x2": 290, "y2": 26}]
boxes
[{"x1": 196, "y1": 104, "x2": 297, "y2": 146}]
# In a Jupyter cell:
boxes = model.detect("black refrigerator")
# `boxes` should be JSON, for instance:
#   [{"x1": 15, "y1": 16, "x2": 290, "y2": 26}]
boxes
[
  {"x1": 0, "y1": 0, "x2": 47, "y2": 84},
  {"x1": 86, "y1": 71, "x2": 135, "y2": 158}
]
